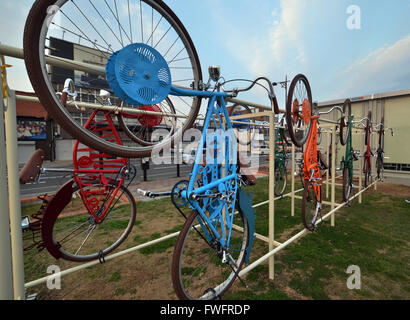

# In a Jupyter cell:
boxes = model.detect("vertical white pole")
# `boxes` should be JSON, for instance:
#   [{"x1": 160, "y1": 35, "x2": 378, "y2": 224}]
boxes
[
  {"x1": 291, "y1": 143, "x2": 295, "y2": 217},
  {"x1": 4, "y1": 89, "x2": 25, "y2": 300},
  {"x1": 0, "y1": 74, "x2": 14, "y2": 300},
  {"x1": 268, "y1": 112, "x2": 275, "y2": 280},
  {"x1": 373, "y1": 131, "x2": 377, "y2": 191},
  {"x1": 326, "y1": 131, "x2": 330, "y2": 199},
  {"x1": 359, "y1": 132, "x2": 363, "y2": 204},
  {"x1": 331, "y1": 126, "x2": 336, "y2": 227}
]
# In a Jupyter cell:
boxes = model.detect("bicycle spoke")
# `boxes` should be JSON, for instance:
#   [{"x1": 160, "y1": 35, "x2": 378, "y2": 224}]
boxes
[
  {"x1": 59, "y1": 8, "x2": 112, "y2": 58},
  {"x1": 145, "y1": 15, "x2": 163, "y2": 45},
  {"x1": 140, "y1": 0, "x2": 144, "y2": 43},
  {"x1": 74, "y1": 224, "x2": 97, "y2": 255},
  {"x1": 57, "y1": 220, "x2": 91, "y2": 245},
  {"x1": 87, "y1": 0, "x2": 124, "y2": 48},
  {"x1": 127, "y1": 0, "x2": 133, "y2": 43}
]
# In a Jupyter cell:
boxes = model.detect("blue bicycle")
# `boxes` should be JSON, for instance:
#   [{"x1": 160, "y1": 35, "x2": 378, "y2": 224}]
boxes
[{"x1": 24, "y1": 0, "x2": 300, "y2": 300}]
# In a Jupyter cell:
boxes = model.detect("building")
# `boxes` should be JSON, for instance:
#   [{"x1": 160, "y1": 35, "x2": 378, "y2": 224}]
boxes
[{"x1": 317, "y1": 88, "x2": 410, "y2": 173}]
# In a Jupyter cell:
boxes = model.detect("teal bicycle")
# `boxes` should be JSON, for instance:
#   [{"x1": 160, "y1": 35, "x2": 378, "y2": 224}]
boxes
[
  {"x1": 339, "y1": 99, "x2": 359, "y2": 202},
  {"x1": 274, "y1": 120, "x2": 291, "y2": 196}
]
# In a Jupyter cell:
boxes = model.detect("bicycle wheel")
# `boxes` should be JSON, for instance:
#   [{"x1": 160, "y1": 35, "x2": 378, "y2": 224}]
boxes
[
  {"x1": 363, "y1": 159, "x2": 371, "y2": 188},
  {"x1": 228, "y1": 104, "x2": 255, "y2": 145},
  {"x1": 301, "y1": 179, "x2": 321, "y2": 231},
  {"x1": 285, "y1": 74, "x2": 313, "y2": 147},
  {"x1": 340, "y1": 99, "x2": 351, "y2": 146},
  {"x1": 117, "y1": 97, "x2": 176, "y2": 147},
  {"x1": 317, "y1": 127, "x2": 322, "y2": 146},
  {"x1": 42, "y1": 180, "x2": 136, "y2": 262},
  {"x1": 172, "y1": 209, "x2": 249, "y2": 300},
  {"x1": 376, "y1": 156, "x2": 383, "y2": 180},
  {"x1": 24, "y1": 0, "x2": 202, "y2": 158},
  {"x1": 365, "y1": 111, "x2": 372, "y2": 145},
  {"x1": 342, "y1": 164, "x2": 352, "y2": 202},
  {"x1": 274, "y1": 161, "x2": 287, "y2": 196},
  {"x1": 378, "y1": 116, "x2": 385, "y2": 151}
]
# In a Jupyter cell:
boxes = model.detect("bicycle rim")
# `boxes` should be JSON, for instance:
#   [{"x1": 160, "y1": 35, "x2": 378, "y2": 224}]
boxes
[
  {"x1": 364, "y1": 160, "x2": 370, "y2": 188},
  {"x1": 172, "y1": 209, "x2": 249, "y2": 300},
  {"x1": 47, "y1": 182, "x2": 136, "y2": 262},
  {"x1": 286, "y1": 74, "x2": 313, "y2": 148},
  {"x1": 117, "y1": 97, "x2": 176, "y2": 147},
  {"x1": 342, "y1": 166, "x2": 351, "y2": 202},
  {"x1": 340, "y1": 99, "x2": 351, "y2": 146},
  {"x1": 301, "y1": 180, "x2": 321, "y2": 231},
  {"x1": 274, "y1": 164, "x2": 287, "y2": 196},
  {"x1": 24, "y1": 0, "x2": 202, "y2": 158}
]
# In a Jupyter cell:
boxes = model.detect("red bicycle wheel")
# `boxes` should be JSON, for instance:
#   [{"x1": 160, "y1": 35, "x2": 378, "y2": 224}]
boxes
[{"x1": 285, "y1": 74, "x2": 313, "y2": 148}]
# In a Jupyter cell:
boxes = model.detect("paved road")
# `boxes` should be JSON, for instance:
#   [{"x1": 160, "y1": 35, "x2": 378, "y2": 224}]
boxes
[{"x1": 20, "y1": 155, "x2": 269, "y2": 199}]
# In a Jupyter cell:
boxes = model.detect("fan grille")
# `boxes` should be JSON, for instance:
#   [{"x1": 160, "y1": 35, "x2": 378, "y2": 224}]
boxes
[{"x1": 106, "y1": 43, "x2": 171, "y2": 106}]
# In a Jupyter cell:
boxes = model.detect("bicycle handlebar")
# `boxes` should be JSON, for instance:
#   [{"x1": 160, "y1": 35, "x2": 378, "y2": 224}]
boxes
[{"x1": 318, "y1": 105, "x2": 344, "y2": 117}]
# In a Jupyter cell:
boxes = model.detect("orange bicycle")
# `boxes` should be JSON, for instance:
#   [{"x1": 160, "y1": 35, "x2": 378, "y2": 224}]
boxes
[{"x1": 286, "y1": 76, "x2": 343, "y2": 231}]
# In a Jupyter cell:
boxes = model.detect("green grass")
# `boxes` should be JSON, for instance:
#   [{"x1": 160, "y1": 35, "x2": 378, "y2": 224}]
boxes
[
  {"x1": 139, "y1": 238, "x2": 177, "y2": 255},
  {"x1": 108, "y1": 271, "x2": 121, "y2": 282},
  {"x1": 21, "y1": 176, "x2": 410, "y2": 300}
]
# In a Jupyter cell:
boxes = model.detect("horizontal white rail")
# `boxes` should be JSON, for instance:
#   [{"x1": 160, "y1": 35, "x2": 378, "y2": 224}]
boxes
[
  {"x1": 0, "y1": 44, "x2": 276, "y2": 113},
  {"x1": 238, "y1": 179, "x2": 378, "y2": 277}
]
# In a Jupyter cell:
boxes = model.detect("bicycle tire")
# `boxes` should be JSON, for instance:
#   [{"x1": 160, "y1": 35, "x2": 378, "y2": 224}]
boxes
[
  {"x1": 172, "y1": 208, "x2": 249, "y2": 300},
  {"x1": 342, "y1": 165, "x2": 352, "y2": 202},
  {"x1": 363, "y1": 159, "x2": 370, "y2": 188},
  {"x1": 285, "y1": 74, "x2": 313, "y2": 148},
  {"x1": 117, "y1": 97, "x2": 176, "y2": 148},
  {"x1": 24, "y1": 0, "x2": 202, "y2": 158},
  {"x1": 274, "y1": 161, "x2": 287, "y2": 196},
  {"x1": 301, "y1": 179, "x2": 321, "y2": 231},
  {"x1": 317, "y1": 128, "x2": 322, "y2": 146},
  {"x1": 41, "y1": 179, "x2": 136, "y2": 262},
  {"x1": 379, "y1": 116, "x2": 385, "y2": 151},
  {"x1": 376, "y1": 156, "x2": 383, "y2": 180},
  {"x1": 340, "y1": 99, "x2": 351, "y2": 146},
  {"x1": 365, "y1": 110, "x2": 372, "y2": 146}
]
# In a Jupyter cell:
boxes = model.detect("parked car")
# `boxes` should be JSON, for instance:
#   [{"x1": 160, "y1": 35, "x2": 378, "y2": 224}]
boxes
[
  {"x1": 258, "y1": 145, "x2": 270, "y2": 155},
  {"x1": 182, "y1": 148, "x2": 197, "y2": 164}
]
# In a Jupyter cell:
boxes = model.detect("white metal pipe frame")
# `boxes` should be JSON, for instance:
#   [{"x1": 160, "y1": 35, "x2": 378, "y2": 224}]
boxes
[{"x1": 0, "y1": 46, "x2": 383, "y2": 300}]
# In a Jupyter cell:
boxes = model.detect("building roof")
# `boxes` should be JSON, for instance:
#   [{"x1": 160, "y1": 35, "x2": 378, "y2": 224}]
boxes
[
  {"x1": 318, "y1": 88, "x2": 410, "y2": 108},
  {"x1": 15, "y1": 91, "x2": 48, "y2": 119}
]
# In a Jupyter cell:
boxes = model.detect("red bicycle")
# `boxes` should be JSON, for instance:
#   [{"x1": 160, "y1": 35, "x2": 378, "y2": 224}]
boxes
[{"x1": 21, "y1": 81, "x2": 137, "y2": 262}]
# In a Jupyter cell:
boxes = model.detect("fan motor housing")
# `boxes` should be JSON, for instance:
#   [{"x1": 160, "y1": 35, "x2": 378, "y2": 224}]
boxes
[{"x1": 106, "y1": 43, "x2": 172, "y2": 106}]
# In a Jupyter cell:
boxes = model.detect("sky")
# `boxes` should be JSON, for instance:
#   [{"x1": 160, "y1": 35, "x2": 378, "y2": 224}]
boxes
[{"x1": 1, "y1": 0, "x2": 410, "y2": 108}]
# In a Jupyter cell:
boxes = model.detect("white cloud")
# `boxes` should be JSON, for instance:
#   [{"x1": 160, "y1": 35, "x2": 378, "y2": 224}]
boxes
[
  {"x1": 334, "y1": 35, "x2": 410, "y2": 99},
  {"x1": 269, "y1": 0, "x2": 308, "y2": 66},
  {"x1": 0, "y1": 0, "x2": 34, "y2": 92}
]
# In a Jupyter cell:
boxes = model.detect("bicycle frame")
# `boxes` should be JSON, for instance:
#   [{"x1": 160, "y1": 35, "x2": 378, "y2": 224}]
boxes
[
  {"x1": 275, "y1": 127, "x2": 288, "y2": 174},
  {"x1": 72, "y1": 109, "x2": 129, "y2": 224},
  {"x1": 376, "y1": 124, "x2": 385, "y2": 179},
  {"x1": 342, "y1": 115, "x2": 355, "y2": 185},
  {"x1": 363, "y1": 123, "x2": 372, "y2": 175},
  {"x1": 303, "y1": 115, "x2": 322, "y2": 203},
  {"x1": 59, "y1": 81, "x2": 132, "y2": 224},
  {"x1": 173, "y1": 86, "x2": 239, "y2": 251}
]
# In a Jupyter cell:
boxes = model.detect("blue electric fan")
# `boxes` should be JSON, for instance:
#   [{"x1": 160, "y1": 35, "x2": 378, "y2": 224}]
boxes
[{"x1": 106, "y1": 43, "x2": 172, "y2": 106}]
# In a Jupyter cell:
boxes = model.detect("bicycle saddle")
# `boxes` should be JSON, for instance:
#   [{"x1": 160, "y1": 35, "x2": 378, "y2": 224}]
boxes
[{"x1": 19, "y1": 149, "x2": 44, "y2": 184}]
